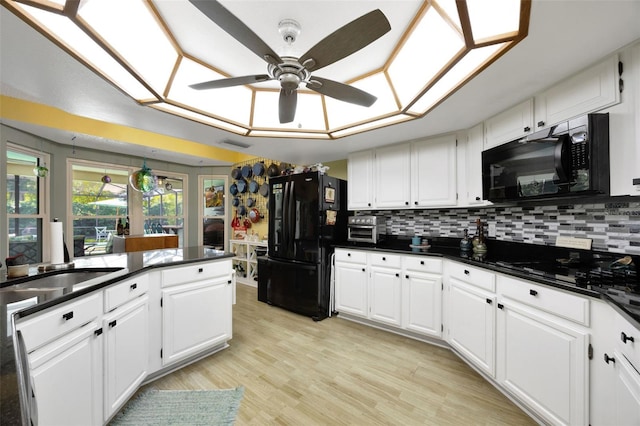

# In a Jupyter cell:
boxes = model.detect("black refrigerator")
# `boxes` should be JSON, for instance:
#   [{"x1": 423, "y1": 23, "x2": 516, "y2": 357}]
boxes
[{"x1": 259, "y1": 171, "x2": 347, "y2": 321}]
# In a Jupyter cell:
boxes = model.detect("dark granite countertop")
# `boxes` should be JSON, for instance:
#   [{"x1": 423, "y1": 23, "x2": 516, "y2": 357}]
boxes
[
  {"x1": 0, "y1": 246, "x2": 233, "y2": 426},
  {"x1": 336, "y1": 236, "x2": 640, "y2": 328}
]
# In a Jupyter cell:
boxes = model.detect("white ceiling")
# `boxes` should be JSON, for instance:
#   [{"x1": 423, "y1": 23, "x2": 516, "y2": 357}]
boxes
[{"x1": 1, "y1": 1, "x2": 640, "y2": 167}]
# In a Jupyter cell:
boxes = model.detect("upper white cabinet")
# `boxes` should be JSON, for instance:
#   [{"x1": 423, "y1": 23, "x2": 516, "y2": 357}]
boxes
[
  {"x1": 534, "y1": 54, "x2": 619, "y2": 130},
  {"x1": 347, "y1": 150, "x2": 374, "y2": 210},
  {"x1": 462, "y1": 123, "x2": 489, "y2": 206},
  {"x1": 375, "y1": 144, "x2": 412, "y2": 208},
  {"x1": 348, "y1": 134, "x2": 458, "y2": 210},
  {"x1": 411, "y1": 135, "x2": 457, "y2": 207},
  {"x1": 484, "y1": 99, "x2": 534, "y2": 149}
]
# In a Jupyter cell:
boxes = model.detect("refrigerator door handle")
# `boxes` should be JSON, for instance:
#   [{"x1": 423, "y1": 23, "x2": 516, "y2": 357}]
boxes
[
  {"x1": 282, "y1": 181, "x2": 290, "y2": 253},
  {"x1": 288, "y1": 180, "x2": 296, "y2": 253}
]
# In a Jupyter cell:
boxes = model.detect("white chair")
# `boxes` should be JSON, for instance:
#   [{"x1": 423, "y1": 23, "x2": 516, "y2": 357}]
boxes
[{"x1": 95, "y1": 226, "x2": 109, "y2": 243}]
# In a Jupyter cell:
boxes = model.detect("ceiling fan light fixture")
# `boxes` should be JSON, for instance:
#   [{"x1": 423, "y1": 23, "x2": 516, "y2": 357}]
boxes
[{"x1": 278, "y1": 19, "x2": 301, "y2": 44}]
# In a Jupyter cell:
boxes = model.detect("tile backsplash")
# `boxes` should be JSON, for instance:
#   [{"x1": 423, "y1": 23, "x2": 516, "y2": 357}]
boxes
[{"x1": 368, "y1": 201, "x2": 640, "y2": 255}]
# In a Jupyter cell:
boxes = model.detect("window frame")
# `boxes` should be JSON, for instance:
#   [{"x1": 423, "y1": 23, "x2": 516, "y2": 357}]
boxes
[
  {"x1": 142, "y1": 170, "x2": 188, "y2": 247},
  {"x1": 6, "y1": 143, "x2": 50, "y2": 263}
]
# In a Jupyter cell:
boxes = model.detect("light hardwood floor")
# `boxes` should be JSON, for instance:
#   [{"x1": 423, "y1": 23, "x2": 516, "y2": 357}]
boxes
[{"x1": 147, "y1": 284, "x2": 537, "y2": 425}]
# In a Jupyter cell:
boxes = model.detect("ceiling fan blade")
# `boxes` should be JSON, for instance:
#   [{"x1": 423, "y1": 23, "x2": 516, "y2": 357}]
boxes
[
  {"x1": 299, "y1": 9, "x2": 390, "y2": 73},
  {"x1": 188, "y1": 0, "x2": 282, "y2": 66},
  {"x1": 307, "y1": 77, "x2": 377, "y2": 107},
  {"x1": 279, "y1": 89, "x2": 298, "y2": 123},
  {"x1": 190, "y1": 74, "x2": 271, "y2": 90}
]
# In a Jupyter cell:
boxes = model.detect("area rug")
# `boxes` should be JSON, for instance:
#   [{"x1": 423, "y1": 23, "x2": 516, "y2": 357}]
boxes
[{"x1": 110, "y1": 386, "x2": 244, "y2": 426}]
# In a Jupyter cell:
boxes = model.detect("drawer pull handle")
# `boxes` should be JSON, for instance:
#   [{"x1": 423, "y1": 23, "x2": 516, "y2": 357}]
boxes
[
  {"x1": 621, "y1": 332, "x2": 635, "y2": 344},
  {"x1": 109, "y1": 320, "x2": 117, "y2": 328},
  {"x1": 604, "y1": 353, "x2": 615, "y2": 364},
  {"x1": 347, "y1": 253, "x2": 351, "y2": 257},
  {"x1": 362, "y1": 268, "x2": 365, "y2": 272},
  {"x1": 497, "y1": 303, "x2": 504, "y2": 310},
  {"x1": 94, "y1": 328, "x2": 103, "y2": 336},
  {"x1": 486, "y1": 298, "x2": 492, "y2": 304},
  {"x1": 395, "y1": 273, "x2": 399, "y2": 277},
  {"x1": 62, "y1": 311, "x2": 74, "y2": 321},
  {"x1": 529, "y1": 289, "x2": 538, "y2": 296},
  {"x1": 464, "y1": 270, "x2": 470, "y2": 275},
  {"x1": 198, "y1": 268, "x2": 204, "y2": 273},
  {"x1": 405, "y1": 275, "x2": 409, "y2": 279},
  {"x1": 420, "y1": 261, "x2": 424, "y2": 265},
  {"x1": 382, "y1": 257, "x2": 386, "y2": 261},
  {"x1": 228, "y1": 280, "x2": 232, "y2": 285},
  {"x1": 130, "y1": 283, "x2": 137, "y2": 290}
]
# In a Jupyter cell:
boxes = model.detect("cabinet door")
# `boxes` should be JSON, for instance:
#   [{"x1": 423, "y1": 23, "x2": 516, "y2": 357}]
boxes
[
  {"x1": 613, "y1": 351, "x2": 640, "y2": 426},
  {"x1": 347, "y1": 150, "x2": 374, "y2": 210},
  {"x1": 403, "y1": 272, "x2": 441, "y2": 338},
  {"x1": 162, "y1": 277, "x2": 232, "y2": 366},
  {"x1": 29, "y1": 323, "x2": 102, "y2": 426},
  {"x1": 465, "y1": 123, "x2": 488, "y2": 205},
  {"x1": 103, "y1": 295, "x2": 149, "y2": 420},
  {"x1": 335, "y1": 263, "x2": 368, "y2": 318},
  {"x1": 447, "y1": 278, "x2": 496, "y2": 377},
  {"x1": 534, "y1": 54, "x2": 619, "y2": 129},
  {"x1": 369, "y1": 267, "x2": 402, "y2": 327},
  {"x1": 375, "y1": 144, "x2": 411, "y2": 208},
  {"x1": 497, "y1": 302, "x2": 588, "y2": 426},
  {"x1": 411, "y1": 135, "x2": 457, "y2": 207},
  {"x1": 484, "y1": 99, "x2": 533, "y2": 149}
]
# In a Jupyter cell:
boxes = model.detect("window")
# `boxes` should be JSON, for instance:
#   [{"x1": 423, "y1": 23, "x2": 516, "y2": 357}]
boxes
[
  {"x1": 200, "y1": 176, "x2": 227, "y2": 249},
  {"x1": 6, "y1": 145, "x2": 49, "y2": 264},
  {"x1": 143, "y1": 174, "x2": 186, "y2": 247},
  {"x1": 69, "y1": 161, "x2": 129, "y2": 256}
]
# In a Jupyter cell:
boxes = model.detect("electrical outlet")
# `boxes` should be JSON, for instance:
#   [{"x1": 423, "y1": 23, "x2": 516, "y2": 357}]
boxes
[{"x1": 488, "y1": 223, "x2": 496, "y2": 237}]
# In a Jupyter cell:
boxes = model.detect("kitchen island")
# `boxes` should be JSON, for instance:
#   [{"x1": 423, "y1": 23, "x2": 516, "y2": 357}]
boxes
[{"x1": 0, "y1": 246, "x2": 234, "y2": 426}]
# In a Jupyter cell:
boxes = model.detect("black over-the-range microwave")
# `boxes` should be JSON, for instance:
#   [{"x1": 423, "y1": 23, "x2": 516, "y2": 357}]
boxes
[{"x1": 481, "y1": 113, "x2": 610, "y2": 203}]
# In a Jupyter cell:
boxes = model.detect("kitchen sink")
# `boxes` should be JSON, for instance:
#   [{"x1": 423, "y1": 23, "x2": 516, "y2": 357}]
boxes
[{"x1": 1, "y1": 267, "x2": 129, "y2": 304}]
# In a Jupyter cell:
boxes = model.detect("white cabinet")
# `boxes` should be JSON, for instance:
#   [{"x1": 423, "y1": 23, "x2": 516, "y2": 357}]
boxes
[
  {"x1": 446, "y1": 263, "x2": 496, "y2": 377},
  {"x1": 161, "y1": 262, "x2": 232, "y2": 366},
  {"x1": 484, "y1": 99, "x2": 533, "y2": 148},
  {"x1": 402, "y1": 256, "x2": 442, "y2": 338},
  {"x1": 103, "y1": 295, "x2": 149, "y2": 420},
  {"x1": 347, "y1": 134, "x2": 458, "y2": 210},
  {"x1": 534, "y1": 54, "x2": 619, "y2": 129},
  {"x1": 347, "y1": 150, "x2": 374, "y2": 210},
  {"x1": 369, "y1": 253, "x2": 403, "y2": 327},
  {"x1": 594, "y1": 312, "x2": 640, "y2": 426},
  {"x1": 374, "y1": 144, "x2": 411, "y2": 208},
  {"x1": 335, "y1": 249, "x2": 443, "y2": 338},
  {"x1": 334, "y1": 249, "x2": 368, "y2": 318},
  {"x1": 230, "y1": 239, "x2": 267, "y2": 287},
  {"x1": 411, "y1": 135, "x2": 457, "y2": 207},
  {"x1": 25, "y1": 320, "x2": 103, "y2": 426},
  {"x1": 496, "y1": 276, "x2": 589, "y2": 426},
  {"x1": 462, "y1": 123, "x2": 489, "y2": 206}
]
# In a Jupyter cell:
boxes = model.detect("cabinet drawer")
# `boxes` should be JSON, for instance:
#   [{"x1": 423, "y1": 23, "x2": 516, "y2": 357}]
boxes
[
  {"x1": 498, "y1": 275, "x2": 590, "y2": 326},
  {"x1": 403, "y1": 256, "x2": 442, "y2": 274},
  {"x1": 104, "y1": 274, "x2": 149, "y2": 312},
  {"x1": 615, "y1": 313, "x2": 640, "y2": 368},
  {"x1": 369, "y1": 252, "x2": 402, "y2": 268},
  {"x1": 448, "y1": 262, "x2": 496, "y2": 292},
  {"x1": 17, "y1": 292, "x2": 103, "y2": 353},
  {"x1": 335, "y1": 249, "x2": 367, "y2": 264},
  {"x1": 162, "y1": 261, "x2": 230, "y2": 288}
]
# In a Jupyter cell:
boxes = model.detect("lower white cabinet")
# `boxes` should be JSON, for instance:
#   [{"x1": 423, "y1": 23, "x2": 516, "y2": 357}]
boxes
[
  {"x1": 28, "y1": 321, "x2": 103, "y2": 426},
  {"x1": 15, "y1": 258, "x2": 233, "y2": 426},
  {"x1": 447, "y1": 278, "x2": 496, "y2": 377},
  {"x1": 496, "y1": 275, "x2": 590, "y2": 426},
  {"x1": 369, "y1": 264, "x2": 403, "y2": 327},
  {"x1": 103, "y1": 295, "x2": 149, "y2": 420},
  {"x1": 611, "y1": 350, "x2": 640, "y2": 426},
  {"x1": 161, "y1": 276, "x2": 232, "y2": 366},
  {"x1": 334, "y1": 249, "x2": 442, "y2": 338}
]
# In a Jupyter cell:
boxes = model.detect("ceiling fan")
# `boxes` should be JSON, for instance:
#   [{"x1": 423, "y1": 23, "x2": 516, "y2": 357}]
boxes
[{"x1": 188, "y1": 0, "x2": 391, "y2": 123}]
